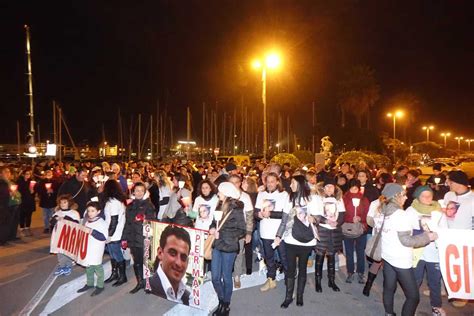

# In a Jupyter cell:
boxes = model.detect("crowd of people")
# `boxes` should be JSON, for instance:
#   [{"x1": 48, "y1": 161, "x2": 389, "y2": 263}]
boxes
[{"x1": 0, "y1": 158, "x2": 472, "y2": 316}]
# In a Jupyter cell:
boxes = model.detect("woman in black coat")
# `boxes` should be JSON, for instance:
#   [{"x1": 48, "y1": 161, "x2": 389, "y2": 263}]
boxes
[
  {"x1": 121, "y1": 182, "x2": 155, "y2": 294},
  {"x1": 17, "y1": 168, "x2": 36, "y2": 236}
]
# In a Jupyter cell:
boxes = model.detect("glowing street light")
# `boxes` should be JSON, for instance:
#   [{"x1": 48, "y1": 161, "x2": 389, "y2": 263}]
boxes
[
  {"x1": 455, "y1": 136, "x2": 464, "y2": 153},
  {"x1": 276, "y1": 143, "x2": 280, "y2": 154},
  {"x1": 386, "y1": 111, "x2": 404, "y2": 139},
  {"x1": 252, "y1": 52, "x2": 282, "y2": 162},
  {"x1": 466, "y1": 139, "x2": 474, "y2": 151},
  {"x1": 422, "y1": 125, "x2": 434, "y2": 142},
  {"x1": 440, "y1": 132, "x2": 451, "y2": 147}
]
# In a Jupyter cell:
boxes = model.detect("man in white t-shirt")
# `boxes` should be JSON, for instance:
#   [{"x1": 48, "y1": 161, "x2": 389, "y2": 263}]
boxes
[{"x1": 255, "y1": 172, "x2": 289, "y2": 292}]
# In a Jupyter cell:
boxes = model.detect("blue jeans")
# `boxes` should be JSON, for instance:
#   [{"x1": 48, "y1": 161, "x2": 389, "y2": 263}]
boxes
[
  {"x1": 343, "y1": 234, "x2": 367, "y2": 274},
  {"x1": 262, "y1": 238, "x2": 288, "y2": 279},
  {"x1": 211, "y1": 249, "x2": 237, "y2": 304},
  {"x1": 414, "y1": 260, "x2": 442, "y2": 308},
  {"x1": 107, "y1": 241, "x2": 125, "y2": 262},
  {"x1": 42, "y1": 207, "x2": 54, "y2": 229}
]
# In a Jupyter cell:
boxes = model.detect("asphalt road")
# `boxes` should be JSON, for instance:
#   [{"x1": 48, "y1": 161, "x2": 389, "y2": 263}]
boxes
[{"x1": 1, "y1": 210, "x2": 473, "y2": 316}]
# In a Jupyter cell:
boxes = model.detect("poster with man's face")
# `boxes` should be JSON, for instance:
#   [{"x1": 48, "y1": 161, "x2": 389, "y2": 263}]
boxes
[{"x1": 144, "y1": 221, "x2": 213, "y2": 311}]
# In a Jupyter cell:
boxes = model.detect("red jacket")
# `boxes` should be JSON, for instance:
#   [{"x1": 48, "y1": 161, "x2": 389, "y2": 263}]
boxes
[{"x1": 342, "y1": 191, "x2": 369, "y2": 231}]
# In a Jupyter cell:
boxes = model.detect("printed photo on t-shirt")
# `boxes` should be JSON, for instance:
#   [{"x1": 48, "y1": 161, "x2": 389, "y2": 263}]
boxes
[
  {"x1": 445, "y1": 201, "x2": 460, "y2": 218},
  {"x1": 262, "y1": 199, "x2": 276, "y2": 213},
  {"x1": 198, "y1": 204, "x2": 211, "y2": 220}
]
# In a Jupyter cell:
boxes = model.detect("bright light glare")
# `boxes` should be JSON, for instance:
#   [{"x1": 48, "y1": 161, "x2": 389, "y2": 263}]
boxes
[
  {"x1": 265, "y1": 54, "x2": 280, "y2": 69},
  {"x1": 395, "y1": 111, "x2": 404, "y2": 118},
  {"x1": 252, "y1": 60, "x2": 262, "y2": 69}
]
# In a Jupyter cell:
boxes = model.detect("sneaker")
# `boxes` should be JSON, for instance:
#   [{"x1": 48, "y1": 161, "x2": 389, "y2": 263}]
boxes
[
  {"x1": 357, "y1": 273, "x2": 365, "y2": 284},
  {"x1": 431, "y1": 307, "x2": 446, "y2": 316},
  {"x1": 54, "y1": 267, "x2": 65, "y2": 276},
  {"x1": 345, "y1": 273, "x2": 354, "y2": 284},
  {"x1": 260, "y1": 278, "x2": 277, "y2": 292},
  {"x1": 62, "y1": 266, "x2": 72, "y2": 276},
  {"x1": 307, "y1": 259, "x2": 314, "y2": 268}
]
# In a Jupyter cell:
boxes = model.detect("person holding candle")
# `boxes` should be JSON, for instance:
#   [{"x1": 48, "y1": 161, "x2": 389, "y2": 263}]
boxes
[
  {"x1": 37, "y1": 169, "x2": 59, "y2": 233},
  {"x1": 0, "y1": 167, "x2": 22, "y2": 241},
  {"x1": 0, "y1": 168, "x2": 12, "y2": 245},
  {"x1": 58, "y1": 168, "x2": 98, "y2": 218},
  {"x1": 342, "y1": 179, "x2": 369, "y2": 284},
  {"x1": 425, "y1": 163, "x2": 449, "y2": 201},
  {"x1": 17, "y1": 168, "x2": 36, "y2": 237}
]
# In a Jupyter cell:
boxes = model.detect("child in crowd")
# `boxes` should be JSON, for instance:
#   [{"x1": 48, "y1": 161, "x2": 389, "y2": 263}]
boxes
[
  {"x1": 77, "y1": 201, "x2": 108, "y2": 296},
  {"x1": 51, "y1": 194, "x2": 80, "y2": 276}
]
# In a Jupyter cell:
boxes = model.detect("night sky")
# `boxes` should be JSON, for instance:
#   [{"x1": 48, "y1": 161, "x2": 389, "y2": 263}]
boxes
[{"x1": 1, "y1": 1, "x2": 473, "y2": 147}]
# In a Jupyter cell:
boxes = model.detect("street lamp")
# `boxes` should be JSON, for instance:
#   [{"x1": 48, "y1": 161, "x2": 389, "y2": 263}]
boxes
[
  {"x1": 253, "y1": 52, "x2": 281, "y2": 162},
  {"x1": 466, "y1": 139, "x2": 474, "y2": 151},
  {"x1": 422, "y1": 125, "x2": 434, "y2": 142},
  {"x1": 454, "y1": 136, "x2": 464, "y2": 152},
  {"x1": 386, "y1": 111, "x2": 404, "y2": 139},
  {"x1": 276, "y1": 143, "x2": 280, "y2": 154},
  {"x1": 440, "y1": 132, "x2": 451, "y2": 147}
]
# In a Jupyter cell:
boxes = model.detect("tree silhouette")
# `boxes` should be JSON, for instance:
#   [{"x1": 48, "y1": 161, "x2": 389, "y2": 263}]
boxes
[{"x1": 338, "y1": 65, "x2": 380, "y2": 129}]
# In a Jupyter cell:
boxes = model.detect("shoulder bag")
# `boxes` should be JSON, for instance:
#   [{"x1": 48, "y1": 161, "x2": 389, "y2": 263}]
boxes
[
  {"x1": 342, "y1": 206, "x2": 364, "y2": 239},
  {"x1": 365, "y1": 213, "x2": 386, "y2": 262},
  {"x1": 203, "y1": 210, "x2": 233, "y2": 260}
]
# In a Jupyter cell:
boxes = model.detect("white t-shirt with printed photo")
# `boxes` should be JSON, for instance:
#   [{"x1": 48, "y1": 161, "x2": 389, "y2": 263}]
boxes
[{"x1": 256, "y1": 190, "x2": 289, "y2": 240}]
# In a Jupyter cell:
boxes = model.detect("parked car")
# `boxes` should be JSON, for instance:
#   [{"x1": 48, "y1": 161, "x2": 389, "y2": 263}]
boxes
[{"x1": 418, "y1": 161, "x2": 458, "y2": 175}]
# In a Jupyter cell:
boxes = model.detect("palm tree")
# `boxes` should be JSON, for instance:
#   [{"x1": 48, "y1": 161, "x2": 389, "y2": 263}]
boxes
[{"x1": 338, "y1": 65, "x2": 380, "y2": 128}]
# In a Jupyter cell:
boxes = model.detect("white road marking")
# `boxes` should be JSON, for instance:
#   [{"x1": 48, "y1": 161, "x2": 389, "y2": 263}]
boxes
[
  {"x1": 19, "y1": 268, "x2": 58, "y2": 316},
  {"x1": 39, "y1": 261, "x2": 111, "y2": 315}
]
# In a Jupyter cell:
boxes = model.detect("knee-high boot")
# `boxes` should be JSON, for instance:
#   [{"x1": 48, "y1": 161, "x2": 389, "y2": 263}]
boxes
[
  {"x1": 327, "y1": 254, "x2": 340, "y2": 292},
  {"x1": 105, "y1": 259, "x2": 118, "y2": 283},
  {"x1": 113, "y1": 260, "x2": 128, "y2": 286},
  {"x1": 363, "y1": 272, "x2": 377, "y2": 296},
  {"x1": 129, "y1": 263, "x2": 144, "y2": 294},
  {"x1": 296, "y1": 274, "x2": 306, "y2": 306},
  {"x1": 280, "y1": 277, "x2": 295, "y2": 308},
  {"x1": 315, "y1": 253, "x2": 324, "y2": 293}
]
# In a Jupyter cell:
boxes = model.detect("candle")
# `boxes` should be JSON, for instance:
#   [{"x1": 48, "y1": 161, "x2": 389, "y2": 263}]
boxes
[
  {"x1": 29, "y1": 180, "x2": 37, "y2": 191},
  {"x1": 127, "y1": 179, "x2": 134, "y2": 190},
  {"x1": 45, "y1": 183, "x2": 52, "y2": 190},
  {"x1": 178, "y1": 181, "x2": 185, "y2": 189},
  {"x1": 201, "y1": 175, "x2": 206, "y2": 180},
  {"x1": 10, "y1": 184, "x2": 18, "y2": 192},
  {"x1": 352, "y1": 198, "x2": 361, "y2": 207},
  {"x1": 214, "y1": 210, "x2": 223, "y2": 221},
  {"x1": 434, "y1": 177, "x2": 441, "y2": 185}
]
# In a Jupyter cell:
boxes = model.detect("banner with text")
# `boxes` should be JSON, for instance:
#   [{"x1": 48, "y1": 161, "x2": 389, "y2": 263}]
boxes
[
  {"x1": 50, "y1": 220, "x2": 91, "y2": 267},
  {"x1": 143, "y1": 221, "x2": 210, "y2": 310},
  {"x1": 437, "y1": 229, "x2": 474, "y2": 300}
]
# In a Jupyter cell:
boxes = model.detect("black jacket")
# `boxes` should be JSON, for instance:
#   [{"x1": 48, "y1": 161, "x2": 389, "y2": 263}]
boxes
[
  {"x1": 149, "y1": 272, "x2": 190, "y2": 305},
  {"x1": 58, "y1": 177, "x2": 97, "y2": 216},
  {"x1": 211, "y1": 199, "x2": 246, "y2": 253},
  {"x1": 121, "y1": 198, "x2": 155, "y2": 248},
  {"x1": 17, "y1": 177, "x2": 35, "y2": 212},
  {"x1": 36, "y1": 179, "x2": 59, "y2": 209}
]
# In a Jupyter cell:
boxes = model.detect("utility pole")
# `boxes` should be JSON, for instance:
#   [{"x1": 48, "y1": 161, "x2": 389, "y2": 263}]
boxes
[{"x1": 25, "y1": 25, "x2": 36, "y2": 153}]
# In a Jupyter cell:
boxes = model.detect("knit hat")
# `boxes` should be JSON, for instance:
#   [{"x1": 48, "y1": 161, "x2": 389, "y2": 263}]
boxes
[
  {"x1": 218, "y1": 182, "x2": 241, "y2": 199},
  {"x1": 448, "y1": 170, "x2": 469, "y2": 186},
  {"x1": 225, "y1": 163, "x2": 237, "y2": 172},
  {"x1": 323, "y1": 176, "x2": 336, "y2": 187},
  {"x1": 381, "y1": 183, "x2": 404, "y2": 199},
  {"x1": 413, "y1": 185, "x2": 433, "y2": 199}
]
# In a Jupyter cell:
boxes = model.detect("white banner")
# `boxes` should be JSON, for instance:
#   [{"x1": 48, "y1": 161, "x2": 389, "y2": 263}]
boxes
[
  {"x1": 50, "y1": 220, "x2": 91, "y2": 266},
  {"x1": 437, "y1": 229, "x2": 474, "y2": 300}
]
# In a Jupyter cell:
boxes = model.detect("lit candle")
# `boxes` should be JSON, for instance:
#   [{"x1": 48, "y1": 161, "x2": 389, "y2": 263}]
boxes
[
  {"x1": 45, "y1": 183, "x2": 52, "y2": 190},
  {"x1": 29, "y1": 180, "x2": 37, "y2": 191},
  {"x1": 434, "y1": 177, "x2": 441, "y2": 185},
  {"x1": 352, "y1": 198, "x2": 361, "y2": 207},
  {"x1": 127, "y1": 179, "x2": 134, "y2": 190},
  {"x1": 10, "y1": 184, "x2": 18, "y2": 192},
  {"x1": 201, "y1": 175, "x2": 206, "y2": 180}
]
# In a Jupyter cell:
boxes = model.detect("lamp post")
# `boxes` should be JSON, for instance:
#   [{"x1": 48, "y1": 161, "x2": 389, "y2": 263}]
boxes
[
  {"x1": 440, "y1": 132, "x2": 451, "y2": 147},
  {"x1": 455, "y1": 136, "x2": 464, "y2": 153},
  {"x1": 386, "y1": 111, "x2": 404, "y2": 139},
  {"x1": 276, "y1": 143, "x2": 280, "y2": 154},
  {"x1": 253, "y1": 52, "x2": 281, "y2": 162},
  {"x1": 422, "y1": 125, "x2": 434, "y2": 142},
  {"x1": 466, "y1": 139, "x2": 473, "y2": 151}
]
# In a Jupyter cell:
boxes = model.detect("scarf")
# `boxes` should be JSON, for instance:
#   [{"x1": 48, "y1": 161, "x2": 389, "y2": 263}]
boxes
[{"x1": 411, "y1": 199, "x2": 441, "y2": 215}]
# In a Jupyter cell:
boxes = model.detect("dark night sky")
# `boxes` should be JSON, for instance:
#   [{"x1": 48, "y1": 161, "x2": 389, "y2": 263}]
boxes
[{"x1": 1, "y1": 0, "x2": 473, "y2": 147}]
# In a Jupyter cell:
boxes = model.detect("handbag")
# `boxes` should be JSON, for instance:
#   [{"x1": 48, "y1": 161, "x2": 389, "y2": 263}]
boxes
[
  {"x1": 292, "y1": 215, "x2": 316, "y2": 243},
  {"x1": 342, "y1": 206, "x2": 364, "y2": 238},
  {"x1": 203, "y1": 210, "x2": 233, "y2": 260},
  {"x1": 365, "y1": 212, "x2": 386, "y2": 261}
]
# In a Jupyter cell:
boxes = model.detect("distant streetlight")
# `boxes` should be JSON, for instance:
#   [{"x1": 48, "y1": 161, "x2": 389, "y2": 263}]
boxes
[
  {"x1": 252, "y1": 52, "x2": 282, "y2": 162},
  {"x1": 466, "y1": 139, "x2": 474, "y2": 151},
  {"x1": 455, "y1": 136, "x2": 464, "y2": 153},
  {"x1": 440, "y1": 132, "x2": 451, "y2": 147},
  {"x1": 276, "y1": 143, "x2": 280, "y2": 154},
  {"x1": 386, "y1": 111, "x2": 404, "y2": 139},
  {"x1": 297, "y1": 144, "x2": 301, "y2": 151},
  {"x1": 422, "y1": 125, "x2": 434, "y2": 142}
]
